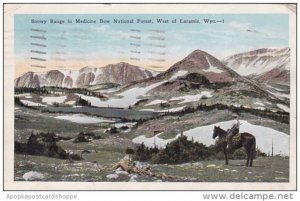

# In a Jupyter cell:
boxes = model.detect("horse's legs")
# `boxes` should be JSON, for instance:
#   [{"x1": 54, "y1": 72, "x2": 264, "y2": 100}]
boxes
[
  {"x1": 249, "y1": 147, "x2": 254, "y2": 167},
  {"x1": 245, "y1": 149, "x2": 250, "y2": 167},
  {"x1": 226, "y1": 148, "x2": 230, "y2": 165},
  {"x1": 224, "y1": 144, "x2": 229, "y2": 165},
  {"x1": 250, "y1": 139, "x2": 256, "y2": 167}
]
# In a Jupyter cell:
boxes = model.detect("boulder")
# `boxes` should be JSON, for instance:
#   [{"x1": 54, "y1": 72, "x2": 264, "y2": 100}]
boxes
[
  {"x1": 106, "y1": 174, "x2": 119, "y2": 180},
  {"x1": 23, "y1": 171, "x2": 45, "y2": 181}
]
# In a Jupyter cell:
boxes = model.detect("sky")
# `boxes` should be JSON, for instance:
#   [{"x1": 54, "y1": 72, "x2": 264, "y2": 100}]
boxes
[{"x1": 14, "y1": 14, "x2": 289, "y2": 77}]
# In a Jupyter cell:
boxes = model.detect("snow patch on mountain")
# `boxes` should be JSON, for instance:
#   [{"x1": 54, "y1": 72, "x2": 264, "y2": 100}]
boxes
[
  {"x1": 54, "y1": 114, "x2": 114, "y2": 124},
  {"x1": 15, "y1": 93, "x2": 32, "y2": 97},
  {"x1": 145, "y1": 100, "x2": 168, "y2": 106},
  {"x1": 169, "y1": 70, "x2": 188, "y2": 80},
  {"x1": 203, "y1": 57, "x2": 224, "y2": 73},
  {"x1": 276, "y1": 104, "x2": 289, "y2": 112},
  {"x1": 223, "y1": 48, "x2": 290, "y2": 76},
  {"x1": 20, "y1": 100, "x2": 46, "y2": 107},
  {"x1": 42, "y1": 96, "x2": 67, "y2": 105},
  {"x1": 170, "y1": 91, "x2": 213, "y2": 104},
  {"x1": 254, "y1": 101, "x2": 265, "y2": 106},
  {"x1": 77, "y1": 70, "x2": 188, "y2": 108},
  {"x1": 114, "y1": 122, "x2": 137, "y2": 128},
  {"x1": 265, "y1": 84, "x2": 286, "y2": 92},
  {"x1": 60, "y1": 69, "x2": 80, "y2": 87},
  {"x1": 267, "y1": 90, "x2": 290, "y2": 99},
  {"x1": 158, "y1": 106, "x2": 186, "y2": 113}
]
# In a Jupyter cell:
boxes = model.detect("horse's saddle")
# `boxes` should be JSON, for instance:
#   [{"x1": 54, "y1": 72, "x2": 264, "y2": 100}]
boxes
[{"x1": 232, "y1": 133, "x2": 241, "y2": 143}]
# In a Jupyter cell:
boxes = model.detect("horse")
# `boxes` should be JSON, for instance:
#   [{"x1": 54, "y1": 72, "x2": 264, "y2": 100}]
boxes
[{"x1": 212, "y1": 126, "x2": 256, "y2": 167}]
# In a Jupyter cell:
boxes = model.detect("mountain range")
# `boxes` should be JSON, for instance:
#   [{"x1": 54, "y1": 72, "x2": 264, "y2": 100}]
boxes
[
  {"x1": 14, "y1": 62, "x2": 158, "y2": 88},
  {"x1": 223, "y1": 48, "x2": 290, "y2": 86},
  {"x1": 14, "y1": 48, "x2": 290, "y2": 113},
  {"x1": 15, "y1": 47, "x2": 290, "y2": 89}
]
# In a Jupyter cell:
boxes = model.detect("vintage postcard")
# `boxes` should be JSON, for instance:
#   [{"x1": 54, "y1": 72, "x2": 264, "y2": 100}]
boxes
[{"x1": 3, "y1": 4, "x2": 296, "y2": 190}]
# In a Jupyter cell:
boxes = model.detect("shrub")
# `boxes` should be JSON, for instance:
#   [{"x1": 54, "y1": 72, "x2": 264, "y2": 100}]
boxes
[
  {"x1": 76, "y1": 96, "x2": 91, "y2": 106},
  {"x1": 53, "y1": 102, "x2": 60, "y2": 107},
  {"x1": 231, "y1": 149, "x2": 247, "y2": 159},
  {"x1": 15, "y1": 131, "x2": 81, "y2": 160},
  {"x1": 181, "y1": 73, "x2": 210, "y2": 85},
  {"x1": 134, "y1": 143, "x2": 152, "y2": 161},
  {"x1": 125, "y1": 147, "x2": 135, "y2": 155},
  {"x1": 74, "y1": 132, "x2": 89, "y2": 143},
  {"x1": 201, "y1": 95, "x2": 208, "y2": 100},
  {"x1": 133, "y1": 136, "x2": 211, "y2": 164},
  {"x1": 73, "y1": 132, "x2": 102, "y2": 143},
  {"x1": 109, "y1": 126, "x2": 118, "y2": 134},
  {"x1": 14, "y1": 97, "x2": 25, "y2": 106},
  {"x1": 15, "y1": 141, "x2": 27, "y2": 153},
  {"x1": 160, "y1": 102, "x2": 170, "y2": 108},
  {"x1": 256, "y1": 147, "x2": 267, "y2": 157},
  {"x1": 70, "y1": 153, "x2": 82, "y2": 160}
]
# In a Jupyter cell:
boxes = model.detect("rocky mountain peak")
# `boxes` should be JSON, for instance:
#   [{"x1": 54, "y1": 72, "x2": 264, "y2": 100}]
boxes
[
  {"x1": 79, "y1": 66, "x2": 93, "y2": 74},
  {"x1": 159, "y1": 49, "x2": 235, "y2": 83},
  {"x1": 186, "y1": 49, "x2": 210, "y2": 57}
]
